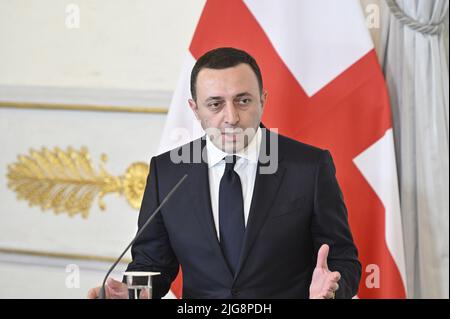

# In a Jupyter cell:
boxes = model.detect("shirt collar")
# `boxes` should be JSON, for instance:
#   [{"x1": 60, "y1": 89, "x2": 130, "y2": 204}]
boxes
[{"x1": 206, "y1": 127, "x2": 262, "y2": 168}]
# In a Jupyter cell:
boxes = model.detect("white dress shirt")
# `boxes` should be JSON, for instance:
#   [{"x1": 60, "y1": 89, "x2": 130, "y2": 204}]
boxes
[{"x1": 206, "y1": 127, "x2": 262, "y2": 240}]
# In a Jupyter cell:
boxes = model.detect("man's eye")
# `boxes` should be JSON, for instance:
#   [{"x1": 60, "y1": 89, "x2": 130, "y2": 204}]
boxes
[
  {"x1": 238, "y1": 98, "x2": 251, "y2": 105},
  {"x1": 208, "y1": 102, "x2": 221, "y2": 109}
]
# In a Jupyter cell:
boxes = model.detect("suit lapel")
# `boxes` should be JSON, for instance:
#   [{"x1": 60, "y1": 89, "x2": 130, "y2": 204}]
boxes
[{"x1": 234, "y1": 129, "x2": 286, "y2": 279}]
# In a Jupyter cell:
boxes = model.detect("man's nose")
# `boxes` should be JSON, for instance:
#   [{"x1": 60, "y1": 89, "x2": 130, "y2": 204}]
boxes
[{"x1": 224, "y1": 102, "x2": 239, "y2": 125}]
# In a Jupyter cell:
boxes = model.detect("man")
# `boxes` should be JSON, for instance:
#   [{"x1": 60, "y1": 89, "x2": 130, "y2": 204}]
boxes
[{"x1": 88, "y1": 47, "x2": 361, "y2": 299}]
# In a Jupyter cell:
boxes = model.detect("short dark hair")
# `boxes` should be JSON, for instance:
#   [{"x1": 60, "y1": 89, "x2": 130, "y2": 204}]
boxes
[{"x1": 190, "y1": 47, "x2": 263, "y2": 101}]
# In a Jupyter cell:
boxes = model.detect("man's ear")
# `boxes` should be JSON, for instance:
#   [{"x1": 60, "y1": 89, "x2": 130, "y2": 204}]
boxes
[
  {"x1": 188, "y1": 99, "x2": 200, "y2": 120},
  {"x1": 260, "y1": 90, "x2": 268, "y2": 109}
]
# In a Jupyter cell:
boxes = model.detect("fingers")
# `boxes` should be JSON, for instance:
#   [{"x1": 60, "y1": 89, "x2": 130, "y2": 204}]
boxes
[
  {"x1": 139, "y1": 288, "x2": 150, "y2": 299},
  {"x1": 323, "y1": 272, "x2": 340, "y2": 298},
  {"x1": 106, "y1": 278, "x2": 129, "y2": 299},
  {"x1": 315, "y1": 272, "x2": 341, "y2": 299},
  {"x1": 107, "y1": 277, "x2": 126, "y2": 289},
  {"x1": 88, "y1": 286, "x2": 111, "y2": 299},
  {"x1": 324, "y1": 289, "x2": 335, "y2": 299},
  {"x1": 318, "y1": 284, "x2": 338, "y2": 299},
  {"x1": 331, "y1": 271, "x2": 341, "y2": 282},
  {"x1": 87, "y1": 287, "x2": 100, "y2": 299},
  {"x1": 316, "y1": 244, "x2": 329, "y2": 269},
  {"x1": 87, "y1": 279, "x2": 128, "y2": 299},
  {"x1": 329, "y1": 282, "x2": 339, "y2": 293}
]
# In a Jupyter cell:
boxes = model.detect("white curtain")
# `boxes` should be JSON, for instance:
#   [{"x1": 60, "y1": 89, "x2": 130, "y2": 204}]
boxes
[{"x1": 379, "y1": 0, "x2": 449, "y2": 298}]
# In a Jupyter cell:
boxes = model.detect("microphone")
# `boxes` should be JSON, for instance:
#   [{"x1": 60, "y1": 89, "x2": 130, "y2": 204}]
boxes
[{"x1": 98, "y1": 174, "x2": 188, "y2": 299}]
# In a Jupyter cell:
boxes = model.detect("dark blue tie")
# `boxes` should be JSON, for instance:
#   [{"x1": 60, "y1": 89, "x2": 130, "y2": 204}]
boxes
[{"x1": 219, "y1": 155, "x2": 245, "y2": 275}]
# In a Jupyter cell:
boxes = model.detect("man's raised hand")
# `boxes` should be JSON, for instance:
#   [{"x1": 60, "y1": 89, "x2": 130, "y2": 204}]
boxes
[{"x1": 309, "y1": 244, "x2": 341, "y2": 299}]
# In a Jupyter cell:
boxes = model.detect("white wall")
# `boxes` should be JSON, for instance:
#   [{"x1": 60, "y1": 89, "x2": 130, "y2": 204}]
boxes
[
  {"x1": 0, "y1": 252, "x2": 129, "y2": 299},
  {"x1": 0, "y1": 0, "x2": 206, "y2": 90}
]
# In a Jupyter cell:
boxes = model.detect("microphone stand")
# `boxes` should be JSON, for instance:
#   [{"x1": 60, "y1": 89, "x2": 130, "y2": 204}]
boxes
[{"x1": 98, "y1": 174, "x2": 188, "y2": 299}]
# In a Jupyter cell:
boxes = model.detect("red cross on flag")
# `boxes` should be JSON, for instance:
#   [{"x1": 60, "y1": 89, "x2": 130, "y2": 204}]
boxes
[{"x1": 159, "y1": 0, "x2": 407, "y2": 299}]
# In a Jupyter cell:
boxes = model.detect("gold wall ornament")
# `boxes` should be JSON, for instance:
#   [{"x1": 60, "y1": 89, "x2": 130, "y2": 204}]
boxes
[{"x1": 6, "y1": 147, "x2": 149, "y2": 218}]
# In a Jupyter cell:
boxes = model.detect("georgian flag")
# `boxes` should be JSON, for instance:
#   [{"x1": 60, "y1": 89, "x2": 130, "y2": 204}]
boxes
[{"x1": 159, "y1": 0, "x2": 407, "y2": 298}]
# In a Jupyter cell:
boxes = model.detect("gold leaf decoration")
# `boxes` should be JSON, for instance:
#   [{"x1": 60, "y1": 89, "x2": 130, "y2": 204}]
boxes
[{"x1": 7, "y1": 147, "x2": 149, "y2": 218}]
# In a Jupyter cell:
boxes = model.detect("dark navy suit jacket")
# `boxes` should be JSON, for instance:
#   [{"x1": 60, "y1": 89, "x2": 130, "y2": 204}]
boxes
[{"x1": 125, "y1": 128, "x2": 361, "y2": 299}]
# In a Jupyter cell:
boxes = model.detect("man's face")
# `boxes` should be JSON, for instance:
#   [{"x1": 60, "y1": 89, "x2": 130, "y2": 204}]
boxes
[{"x1": 189, "y1": 63, "x2": 267, "y2": 153}]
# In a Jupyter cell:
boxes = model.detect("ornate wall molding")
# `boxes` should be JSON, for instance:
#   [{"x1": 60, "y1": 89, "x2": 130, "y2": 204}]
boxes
[{"x1": 0, "y1": 85, "x2": 171, "y2": 114}]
